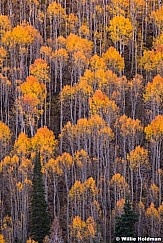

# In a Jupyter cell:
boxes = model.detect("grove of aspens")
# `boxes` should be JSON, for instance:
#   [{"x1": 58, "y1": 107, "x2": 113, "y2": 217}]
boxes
[{"x1": 0, "y1": 0, "x2": 163, "y2": 243}]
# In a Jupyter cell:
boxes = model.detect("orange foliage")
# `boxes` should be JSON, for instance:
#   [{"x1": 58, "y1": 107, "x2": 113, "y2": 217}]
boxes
[
  {"x1": 2, "y1": 22, "x2": 41, "y2": 47},
  {"x1": 32, "y1": 126, "x2": 57, "y2": 157},
  {"x1": 102, "y1": 47, "x2": 124, "y2": 72},
  {"x1": 145, "y1": 115, "x2": 163, "y2": 142},
  {"x1": 127, "y1": 146, "x2": 149, "y2": 171},
  {"x1": 144, "y1": 75, "x2": 163, "y2": 105},
  {"x1": 109, "y1": 16, "x2": 133, "y2": 44},
  {"x1": 0, "y1": 121, "x2": 11, "y2": 145},
  {"x1": 118, "y1": 115, "x2": 143, "y2": 137},
  {"x1": 30, "y1": 58, "x2": 50, "y2": 83},
  {"x1": 14, "y1": 133, "x2": 31, "y2": 156}
]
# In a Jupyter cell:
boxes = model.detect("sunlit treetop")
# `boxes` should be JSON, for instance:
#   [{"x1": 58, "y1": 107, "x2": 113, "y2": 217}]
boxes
[
  {"x1": 40, "y1": 46, "x2": 53, "y2": 59},
  {"x1": 30, "y1": 58, "x2": 50, "y2": 83},
  {"x1": 66, "y1": 13, "x2": 79, "y2": 32},
  {"x1": 102, "y1": 46, "x2": 125, "y2": 72},
  {"x1": 144, "y1": 75, "x2": 163, "y2": 105},
  {"x1": 79, "y1": 24, "x2": 90, "y2": 37},
  {"x1": 53, "y1": 48, "x2": 69, "y2": 63},
  {"x1": 90, "y1": 54, "x2": 106, "y2": 71},
  {"x1": 19, "y1": 75, "x2": 46, "y2": 104},
  {"x1": 118, "y1": 115, "x2": 143, "y2": 137},
  {"x1": 140, "y1": 50, "x2": 163, "y2": 71},
  {"x1": 14, "y1": 132, "x2": 31, "y2": 156},
  {"x1": 2, "y1": 22, "x2": 42, "y2": 47},
  {"x1": 127, "y1": 146, "x2": 149, "y2": 171},
  {"x1": 146, "y1": 203, "x2": 159, "y2": 219},
  {"x1": 145, "y1": 115, "x2": 163, "y2": 142},
  {"x1": 109, "y1": 15, "x2": 133, "y2": 44},
  {"x1": 31, "y1": 126, "x2": 57, "y2": 154},
  {"x1": 66, "y1": 33, "x2": 93, "y2": 57},
  {"x1": 47, "y1": 1, "x2": 66, "y2": 18}
]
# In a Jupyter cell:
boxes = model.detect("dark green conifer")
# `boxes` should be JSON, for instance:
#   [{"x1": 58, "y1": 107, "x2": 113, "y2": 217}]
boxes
[
  {"x1": 30, "y1": 154, "x2": 50, "y2": 243},
  {"x1": 115, "y1": 200, "x2": 138, "y2": 241}
]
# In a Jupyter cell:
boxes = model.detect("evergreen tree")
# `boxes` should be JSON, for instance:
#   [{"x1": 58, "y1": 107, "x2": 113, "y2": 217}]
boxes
[
  {"x1": 30, "y1": 154, "x2": 50, "y2": 243},
  {"x1": 115, "y1": 200, "x2": 138, "y2": 240}
]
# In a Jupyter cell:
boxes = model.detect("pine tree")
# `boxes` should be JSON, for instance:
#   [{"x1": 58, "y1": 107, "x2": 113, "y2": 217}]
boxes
[
  {"x1": 30, "y1": 154, "x2": 50, "y2": 243},
  {"x1": 115, "y1": 200, "x2": 138, "y2": 240}
]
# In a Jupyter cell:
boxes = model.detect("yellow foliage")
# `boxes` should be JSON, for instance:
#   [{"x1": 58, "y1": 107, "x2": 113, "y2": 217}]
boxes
[
  {"x1": 116, "y1": 198, "x2": 125, "y2": 215},
  {"x1": 154, "y1": 33, "x2": 163, "y2": 50},
  {"x1": 88, "y1": 114, "x2": 106, "y2": 131},
  {"x1": 30, "y1": 58, "x2": 50, "y2": 83},
  {"x1": 146, "y1": 203, "x2": 159, "y2": 219},
  {"x1": 46, "y1": 158, "x2": 63, "y2": 175},
  {"x1": 118, "y1": 115, "x2": 143, "y2": 137},
  {"x1": 47, "y1": 1, "x2": 66, "y2": 18},
  {"x1": 74, "y1": 149, "x2": 90, "y2": 168},
  {"x1": 71, "y1": 216, "x2": 86, "y2": 241},
  {"x1": 69, "y1": 177, "x2": 98, "y2": 198},
  {"x1": 151, "y1": 5, "x2": 163, "y2": 30},
  {"x1": 0, "y1": 46, "x2": 7, "y2": 65},
  {"x1": 140, "y1": 50, "x2": 163, "y2": 71},
  {"x1": 66, "y1": 33, "x2": 93, "y2": 57},
  {"x1": 16, "y1": 181, "x2": 23, "y2": 191},
  {"x1": 98, "y1": 126, "x2": 114, "y2": 141},
  {"x1": 111, "y1": 173, "x2": 128, "y2": 190},
  {"x1": 109, "y1": 0, "x2": 129, "y2": 16},
  {"x1": 32, "y1": 126, "x2": 57, "y2": 155},
  {"x1": 1, "y1": 155, "x2": 19, "y2": 171},
  {"x1": 0, "y1": 234, "x2": 5, "y2": 243},
  {"x1": 75, "y1": 78, "x2": 93, "y2": 97},
  {"x1": 20, "y1": 158, "x2": 32, "y2": 172},
  {"x1": 158, "y1": 202, "x2": 163, "y2": 216},
  {"x1": 150, "y1": 184, "x2": 159, "y2": 198},
  {"x1": 144, "y1": 75, "x2": 163, "y2": 105},
  {"x1": 99, "y1": 69, "x2": 118, "y2": 94},
  {"x1": 71, "y1": 216, "x2": 96, "y2": 241},
  {"x1": 145, "y1": 115, "x2": 163, "y2": 142},
  {"x1": 127, "y1": 146, "x2": 149, "y2": 171},
  {"x1": 69, "y1": 180, "x2": 85, "y2": 198},
  {"x1": 2, "y1": 22, "x2": 41, "y2": 47},
  {"x1": 56, "y1": 35, "x2": 67, "y2": 48},
  {"x1": 20, "y1": 76, "x2": 46, "y2": 103},
  {"x1": 109, "y1": 16, "x2": 133, "y2": 44},
  {"x1": 0, "y1": 121, "x2": 11, "y2": 145},
  {"x1": 61, "y1": 85, "x2": 75, "y2": 101},
  {"x1": 40, "y1": 46, "x2": 52, "y2": 58},
  {"x1": 89, "y1": 89, "x2": 119, "y2": 117},
  {"x1": 85, "y1": 217, "x2": 96, "y2": 238},
  {"x1": 79, "y1": 24, "x2": 90, "y2": 37},
  {"x1": 90, "y1": 54, "x2": 106, "y2": 71},
  {"x1": 138, "y1": 201, "x2": 145, "y2": 211},
  {"x1": 72, "y1": 51, "x2": 88, "y2": 67},
  {"x1": 14, "y1": 133, "x2": 31, "y2": 156},
  {"x1": 84, "y1": 177, "x2": 98, "y2": 195},
  {"x1": 53, "y1": 48, "x2": 68, "y2": 63},
  {"x1": 45, "y1": 152, "x2": 73, "y2": 176},
  {"x1": 66, "y1": 13, "x2": 78, "y2": 31},
  {"x1": 56, "y1": 152, "x2": 73, "y2": 170},
  {"x1": 0, "y1": 15, "x2": 11, "y2": 36},
  {"x1": 102, "y1": 46, "x2": 124, "y2": 72}
]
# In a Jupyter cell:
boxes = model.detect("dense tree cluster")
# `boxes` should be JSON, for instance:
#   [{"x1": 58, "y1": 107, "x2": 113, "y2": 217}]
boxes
[{"x1": 0, "y1": 0, "x2": 163, "y2": 242}]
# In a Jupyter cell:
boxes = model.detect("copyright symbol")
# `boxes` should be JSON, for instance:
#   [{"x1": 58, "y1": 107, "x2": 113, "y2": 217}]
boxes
[{"x1": 116, "y1": 237, "x2": 120, "y2": 241}]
